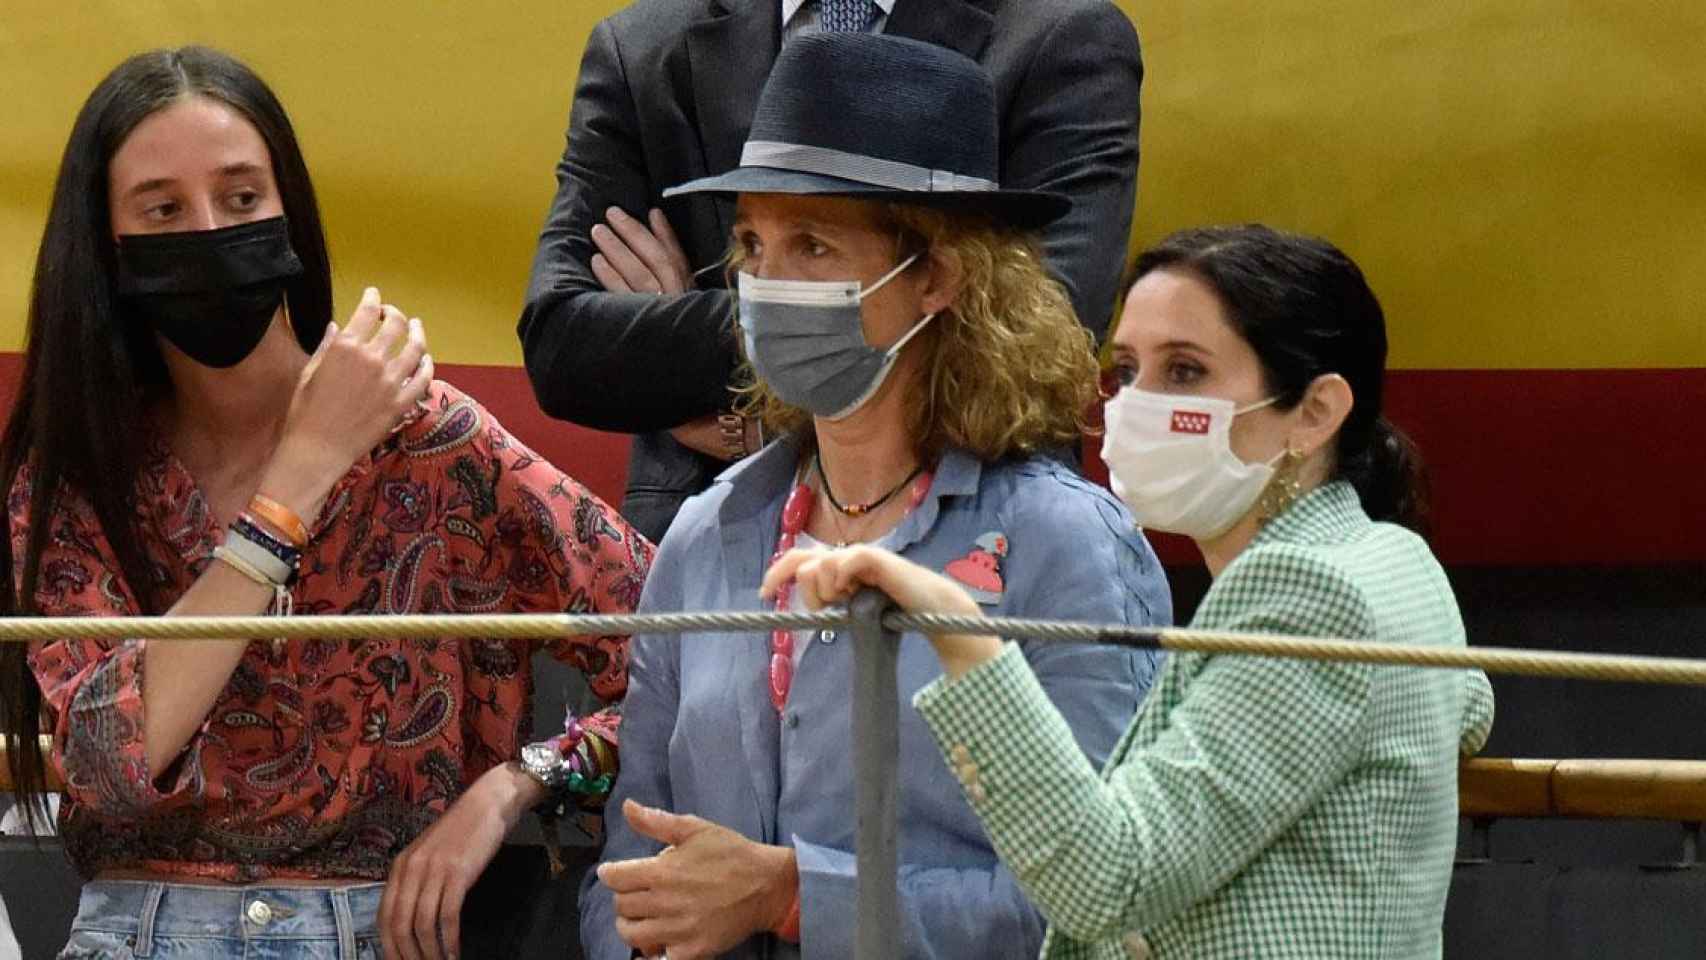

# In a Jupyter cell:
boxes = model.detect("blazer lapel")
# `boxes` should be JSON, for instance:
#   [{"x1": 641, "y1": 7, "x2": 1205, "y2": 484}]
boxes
[
  {"x1": 884, "y1": 0, "x2": 995, "y2": 62},
  {"x1": 686, "y1": 0, "x2": 781, "y2": 242}
]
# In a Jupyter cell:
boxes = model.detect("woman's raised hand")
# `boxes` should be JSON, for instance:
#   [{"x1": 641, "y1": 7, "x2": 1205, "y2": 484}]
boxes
[
  {"x1": 262, "y1": 286, "x2": 433, "y2": 522},
  {"x1": 760, "y1": 544, "x2": 975, "y2": 617},
  {"x1": 761, "y1": 545, "x2": 1002, "y2": 678}
]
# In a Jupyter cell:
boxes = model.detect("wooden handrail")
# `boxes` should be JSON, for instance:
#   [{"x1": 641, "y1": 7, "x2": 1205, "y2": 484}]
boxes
[
  {"x1": 2, "y1": 753, "x2": 1704, "y2": 823},
  {"x1": 1459, "y1": 758, "x2": 1557, "y2": 818},
  {"x1": 1460, "y1": 757, "x2": 1706, "y2": 821}
]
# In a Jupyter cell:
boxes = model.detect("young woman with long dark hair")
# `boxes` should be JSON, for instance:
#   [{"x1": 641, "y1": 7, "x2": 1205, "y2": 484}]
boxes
[{"x1": 1, "y1": 47, "x2": 649, "y2": 960}]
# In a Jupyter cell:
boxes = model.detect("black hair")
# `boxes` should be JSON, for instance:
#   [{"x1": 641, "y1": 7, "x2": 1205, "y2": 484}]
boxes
[
  {"x1": 0, "y1": 46, "x2": 333, "y2": 831},
  {"x1": 1128, "y1": 224, "x2": 1428, "y2": 534}
]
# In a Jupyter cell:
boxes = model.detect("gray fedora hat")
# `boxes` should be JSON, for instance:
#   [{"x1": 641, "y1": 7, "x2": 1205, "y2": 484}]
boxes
[{"x1": 662, "y1": 32, "x2": 1070, "y2": 229}]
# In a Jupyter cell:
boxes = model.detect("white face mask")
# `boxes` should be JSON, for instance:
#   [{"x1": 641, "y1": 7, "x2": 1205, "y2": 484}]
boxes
[{"x1": 1100, "y1": 386, "x2": 1282, "y2": 540}]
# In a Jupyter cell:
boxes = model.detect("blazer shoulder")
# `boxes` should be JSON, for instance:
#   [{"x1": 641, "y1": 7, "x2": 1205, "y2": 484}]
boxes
[
  {"x1": 603, "y1": 0, "x2": 720, "y2": 45},
  {"x1": 1199, "y1": 539, "x2": 1383, "y2": 641},
  {"x1": 989, "y1": 0, "x2": 1137, "y2": 44}
]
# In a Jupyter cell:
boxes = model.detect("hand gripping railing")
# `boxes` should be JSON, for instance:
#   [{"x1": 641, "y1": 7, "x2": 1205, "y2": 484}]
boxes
[{"x1": 6, "y1": 595, "x2": 1706, "y2": 957}]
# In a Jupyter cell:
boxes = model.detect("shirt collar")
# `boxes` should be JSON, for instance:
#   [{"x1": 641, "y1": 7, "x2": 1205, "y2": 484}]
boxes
[{"x1": 781, "y1": 0, "x2": 896, "y2": 27}]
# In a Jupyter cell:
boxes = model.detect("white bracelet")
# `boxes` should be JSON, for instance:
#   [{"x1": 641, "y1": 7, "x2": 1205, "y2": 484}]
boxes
[{"x1": 220, "y1": 530, "x2": 293, "y2": 586}]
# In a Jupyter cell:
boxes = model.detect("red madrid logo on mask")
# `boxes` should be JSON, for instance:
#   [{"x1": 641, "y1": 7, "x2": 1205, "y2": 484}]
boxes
[{"x1": 1170, "y1": 410, "x2": 1211, "y2": 434}]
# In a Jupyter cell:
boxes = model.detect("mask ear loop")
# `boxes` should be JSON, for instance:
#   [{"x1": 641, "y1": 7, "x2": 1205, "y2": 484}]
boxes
[
  {"x1": 1234, "y1": 395, "x2": 1281, "y2": 416},
  {"x1": 855, "y1": 252, "x2": 923, "y2": 301},
  {"x1": 882, "y1": 311, "x2": 937, "y2": 358}
]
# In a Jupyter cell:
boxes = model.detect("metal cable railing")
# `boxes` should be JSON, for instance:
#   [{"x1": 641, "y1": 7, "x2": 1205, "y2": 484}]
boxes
[
  {"x1": 1, "y1": 608, "x2": 1704, "y2": 685},
  {"x1": 5, "y1": 596, "x2": 1706, "y2": 957}
]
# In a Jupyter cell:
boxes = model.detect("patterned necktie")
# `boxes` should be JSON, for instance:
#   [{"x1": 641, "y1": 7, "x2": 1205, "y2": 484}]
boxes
[{"x1": 818, "y1": 0, "x2": 876, "y2": 33}]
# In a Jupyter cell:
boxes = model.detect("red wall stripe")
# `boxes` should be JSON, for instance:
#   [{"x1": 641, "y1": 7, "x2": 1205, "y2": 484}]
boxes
[{"x1": 0, "y1": 356, "x2": 1698, "y2": 565}]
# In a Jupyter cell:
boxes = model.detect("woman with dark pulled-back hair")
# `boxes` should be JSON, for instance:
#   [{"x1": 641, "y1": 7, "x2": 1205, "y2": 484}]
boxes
[
  {"x1": 768, "y1": 224, "x2": 1497, "y2": 959},
  {"x1": 0, "y1": 47, "x2": 650, "y2": 959}
]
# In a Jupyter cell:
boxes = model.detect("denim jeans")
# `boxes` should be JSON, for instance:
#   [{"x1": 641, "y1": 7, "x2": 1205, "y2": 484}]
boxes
[{"x1": 58, "y1": 880, "x2": 384, "y2": 959}]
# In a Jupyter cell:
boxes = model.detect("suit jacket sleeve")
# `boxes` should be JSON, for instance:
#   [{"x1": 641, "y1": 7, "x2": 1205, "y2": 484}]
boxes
[
  {"x1": 1002, "y1": 4, "x2": 1143, "y2": 341},
  {"x1": 520, "y1": 19, "x2": 741, "y2": 434}
]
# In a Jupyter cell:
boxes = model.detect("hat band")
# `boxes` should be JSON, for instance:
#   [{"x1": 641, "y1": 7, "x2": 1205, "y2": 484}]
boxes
[{"x1": 740, "y1": 140, "x2": 997, "y2": 194}]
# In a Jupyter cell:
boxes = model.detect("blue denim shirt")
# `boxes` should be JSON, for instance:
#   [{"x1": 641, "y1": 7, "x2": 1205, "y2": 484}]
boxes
[{"x1": 581, "y1": 439, "x2": 1171, "y2": 960}]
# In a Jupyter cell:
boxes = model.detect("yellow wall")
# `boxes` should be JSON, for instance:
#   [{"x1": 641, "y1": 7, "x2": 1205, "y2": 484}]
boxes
[{"x1": 3, "y1": 2, "x2": 1702, "y2": 369}]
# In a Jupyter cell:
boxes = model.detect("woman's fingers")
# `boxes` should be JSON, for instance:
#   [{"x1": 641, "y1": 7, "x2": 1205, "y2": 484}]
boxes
[
  {"x1": 760, "y1": 546, "x2": 833, "y2": 601},
  {"x1": 372, "y1": 303, "x2": 409, "y2": 354},
  {"x1": 411, "y1": 870, "x2": 447, "y2": 960},
  {"x1": 381, "y1": 856, "x2": 423, "y2": 960},
  {"x1": 831, "y1": 546, "x2": 877, "y2": 598},
  {"x1": 378, "y1": 871, "x2": 399, "y2": 959},
  {"x1": 437, "y1": 876, "x2": 468, "y2": 960},
  {"x1": 346, "y1": 286, "x2": 385, "y2": 340},
  {"x1": 401, "y1": 352, "x2": 435, "y2": 405},
  {"x1": 762, "y1": 545, "x2": 968, "y2": 616},
  {"x1": 614, "y1": 915, "x2": 680, "y2": 956},
  {"x1": 612, "y1": 888, "x2": 670, "y2": 920},
  {"x1": 388, "y1": 317, "x2": 428, "y2": 384}
]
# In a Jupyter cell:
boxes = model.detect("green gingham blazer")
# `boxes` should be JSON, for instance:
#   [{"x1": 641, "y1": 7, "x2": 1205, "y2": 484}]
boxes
[{"x1": 916, "y1": 482, "x2": 1495, "y2": 959}]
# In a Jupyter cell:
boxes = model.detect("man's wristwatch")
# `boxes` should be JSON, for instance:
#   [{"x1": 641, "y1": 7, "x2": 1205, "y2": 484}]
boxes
[{"x1": 519, "y1": 741, "x2": 568, "y2": 791}]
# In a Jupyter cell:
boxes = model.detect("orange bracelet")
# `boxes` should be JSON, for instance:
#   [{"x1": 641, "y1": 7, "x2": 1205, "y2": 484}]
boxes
[
  {"x1": 773, "y1": 888, "x2": 802, "y2": 943},
  {"x1": 248, "y1": 494, "x2": 309, "y2": 548}
]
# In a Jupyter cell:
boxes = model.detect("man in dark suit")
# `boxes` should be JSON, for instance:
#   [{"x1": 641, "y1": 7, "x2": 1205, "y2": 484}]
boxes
[{"x1": 519, "y1": 0, "x2": 1143, "y2": 544}]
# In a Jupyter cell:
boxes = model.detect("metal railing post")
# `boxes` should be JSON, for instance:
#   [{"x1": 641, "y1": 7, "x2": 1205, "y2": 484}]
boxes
[{"x1": 849, "y1": 588, "x2": 901, "y2": 960}]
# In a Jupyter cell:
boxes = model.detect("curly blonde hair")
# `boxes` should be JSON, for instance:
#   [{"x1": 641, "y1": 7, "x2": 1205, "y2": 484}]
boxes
[{"x1": 732, "y1": 203, "x2": 1098, "y2": 462}]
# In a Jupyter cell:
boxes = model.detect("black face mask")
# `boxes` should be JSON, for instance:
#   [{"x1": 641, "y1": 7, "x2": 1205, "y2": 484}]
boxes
[{"x1": 115, "y1": 215, "x2": 304, "y2": 368}]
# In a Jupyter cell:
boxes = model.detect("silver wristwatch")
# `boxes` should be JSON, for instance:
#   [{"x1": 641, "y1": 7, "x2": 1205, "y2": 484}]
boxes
[{"x1": 519, "y1": 741, "x2": 568, "y2": 790}]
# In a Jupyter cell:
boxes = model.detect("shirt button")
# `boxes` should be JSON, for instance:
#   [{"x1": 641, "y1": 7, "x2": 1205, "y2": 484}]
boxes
[
  {"x1": 818, "y1": 629, "x2": 837, "y2": 644},
  {"x1": 785, "y1": 713, "x2": 800, "y2": 729},
  {"x1": 1122, "y1": 931, "x2": 1152, "y2": 959},
  {"x1": 246, "y1": 900, "x2": 273, "y2": 926}
]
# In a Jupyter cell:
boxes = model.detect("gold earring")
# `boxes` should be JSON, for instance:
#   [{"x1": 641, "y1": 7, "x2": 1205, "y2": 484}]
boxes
[{"x1": 1257, "y1": 445, "x2": 1305, "y2": 523}]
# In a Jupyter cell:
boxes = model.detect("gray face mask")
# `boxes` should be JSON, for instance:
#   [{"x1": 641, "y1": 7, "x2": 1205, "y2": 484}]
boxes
[{"x1": 738, "y1": 254, "x2": 934, "y2": 420}]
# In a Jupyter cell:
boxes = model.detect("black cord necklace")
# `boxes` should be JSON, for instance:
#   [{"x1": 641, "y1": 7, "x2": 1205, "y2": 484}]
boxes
[{"x1": 813, "y1": 455, "x2": 926, "y2": 518}]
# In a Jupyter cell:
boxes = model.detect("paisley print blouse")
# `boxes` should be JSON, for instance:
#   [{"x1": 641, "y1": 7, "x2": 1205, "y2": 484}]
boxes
[{"x1": 15, "y1": 381, "x2": 652, "y2": 881}]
